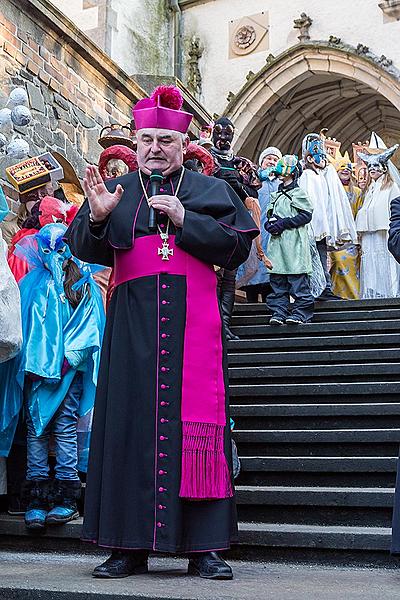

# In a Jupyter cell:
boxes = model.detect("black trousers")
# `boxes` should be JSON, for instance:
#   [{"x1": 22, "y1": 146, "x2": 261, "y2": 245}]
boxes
[
  {"x1": 316, "y1": 239, "x2": 332, "y2": 292},
  {"x1": 267, "y1": 273, "x2": 314, "y2": 322},
  {"x1": 241, "y1": 283, "x2": 271, "y2": 303}
]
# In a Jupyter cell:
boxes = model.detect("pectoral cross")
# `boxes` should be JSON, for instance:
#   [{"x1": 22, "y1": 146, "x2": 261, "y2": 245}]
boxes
[{"x1": 158, "y1": 234, "x2": 174, "y2": 261}]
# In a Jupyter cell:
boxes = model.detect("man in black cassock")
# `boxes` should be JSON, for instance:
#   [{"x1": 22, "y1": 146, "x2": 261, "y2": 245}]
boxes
[{"x1": 65, "y1": 86, "x2": 258, "y2": 580}]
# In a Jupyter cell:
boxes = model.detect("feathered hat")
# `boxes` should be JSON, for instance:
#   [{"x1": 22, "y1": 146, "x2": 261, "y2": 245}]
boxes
[{"x1": 132, "y1": 85, "x2": 192, "y2": 134}]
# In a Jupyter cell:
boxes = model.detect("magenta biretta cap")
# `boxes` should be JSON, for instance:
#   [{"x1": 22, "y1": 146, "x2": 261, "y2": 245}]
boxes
[{"x1": 132, "y1": 85, "x2": 193, "y2": 134}]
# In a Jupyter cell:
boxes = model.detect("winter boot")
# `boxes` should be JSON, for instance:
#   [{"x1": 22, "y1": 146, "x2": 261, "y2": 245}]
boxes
[
  {"x1": 24, "y1": 479, "x2": 50, "y2": 530},
  {"x1": 46, "y1": 479, "x2": 81, "y2": 526}
]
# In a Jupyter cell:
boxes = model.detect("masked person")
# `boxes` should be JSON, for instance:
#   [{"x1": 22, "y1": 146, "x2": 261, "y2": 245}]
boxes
[
  {"x1": 329, "y1": 153, "x2": 363, "y2": 299},
  {"x1": 65, "y1": 86, "x2": 258, "y2": 580},
  {"x1": 7, "y1": 196, "x2": 72, "y2": 282},
  {"x1": 356, "y1": 145, "x2": 400, "y2": 298},
  {"x1": 210, "y1": 117, "x2": 259, "y2": 338},
  {"x1": 265, "y1": 155, "x2": 314, "y2": 324},
  {"x1": 299, "y1": 133, "x2": 357, "y2": 300}
]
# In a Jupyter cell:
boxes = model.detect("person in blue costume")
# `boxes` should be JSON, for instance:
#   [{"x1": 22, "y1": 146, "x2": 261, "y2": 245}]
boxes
[
  {"x1": 0, "y1": 223, "x2": 105, "y2": 530},
  {"x1": 238, "y1": 147, "x2": 282, "y2": 302}
]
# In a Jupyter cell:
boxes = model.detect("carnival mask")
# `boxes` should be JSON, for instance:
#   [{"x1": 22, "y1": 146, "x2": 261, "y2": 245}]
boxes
[
  {"x1": 307, "y1": 140, "x2": 326, "y2": 168},
  {"x1": 258, "y1": 166, "x2": 275, "y2": 182},
  {"x1": 302, "y1": 134, "x2": 327, "y2": 170},
  {"x1": 212, "y1": 117, "x2": 234, "y2": 152},
  {"x1": 36, "y1": 223, "x2": 71, "y2": 293},
  {"x1": 358, "y1": 144, "x2": 399, "y2": 175}
]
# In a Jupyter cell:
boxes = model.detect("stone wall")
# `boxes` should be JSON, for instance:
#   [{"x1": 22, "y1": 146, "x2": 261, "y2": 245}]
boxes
[
  {"x1": 0, "y1": 0, "x2": 145, "y2": 212},
  {"x1": 51, "y1": 0, "x2": 174, "y2": 79}
]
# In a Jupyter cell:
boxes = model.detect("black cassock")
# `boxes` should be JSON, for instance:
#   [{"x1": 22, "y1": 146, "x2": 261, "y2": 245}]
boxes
[{"x1": 65, "y1": 168, "x2": 258, "y2": 553}]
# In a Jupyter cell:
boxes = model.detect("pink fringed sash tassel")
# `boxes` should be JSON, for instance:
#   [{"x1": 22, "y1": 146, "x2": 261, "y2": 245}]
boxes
[{"x1": 179, "y1": 422, "x2": 233, "y2": 500}]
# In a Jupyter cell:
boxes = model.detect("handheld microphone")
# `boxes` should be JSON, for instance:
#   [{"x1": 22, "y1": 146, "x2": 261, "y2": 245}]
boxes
[{"x1": 148, "y1": 169, "x2": 164, "y2": 231}]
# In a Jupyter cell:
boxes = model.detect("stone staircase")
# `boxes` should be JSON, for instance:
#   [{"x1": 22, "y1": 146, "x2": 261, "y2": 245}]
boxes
[
  {"x1": 230, "y1": 298, "x2": 400, "y2": 556},
  {"x1": 1, "y1": 298, "x2": 400, "y2": 563}
]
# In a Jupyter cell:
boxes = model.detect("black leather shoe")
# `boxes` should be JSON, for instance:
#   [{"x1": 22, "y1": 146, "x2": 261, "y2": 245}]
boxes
[
  {"x1": 92, "y1": 550, "x2": 148, "y2": 578},
  {"x1": 317, "y1": 289, "x2": 343, "y2": 301},
  {"x1": 188, "y1": 552, "x2": 233, "y2": 580},
  {"x1": 224, "y1": 324, "x2": 240, "y2": 341}
]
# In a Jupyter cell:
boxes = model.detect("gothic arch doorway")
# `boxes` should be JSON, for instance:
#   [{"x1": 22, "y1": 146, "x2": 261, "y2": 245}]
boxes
[{"x1": 225, "y1": 44, "x2": 400, "y2": 161}]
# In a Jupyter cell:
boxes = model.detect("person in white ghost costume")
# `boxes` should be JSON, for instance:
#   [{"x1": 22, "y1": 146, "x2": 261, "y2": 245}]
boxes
[
  {"x1": 299, "y1": 133, "x2": 357, "y2": 300},
  {"x1": 356, "y1": 144, "x2": 400, "y2": 298}
]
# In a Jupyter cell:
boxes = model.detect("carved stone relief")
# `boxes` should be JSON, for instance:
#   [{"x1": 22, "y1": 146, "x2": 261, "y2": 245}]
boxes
[{"x1": 229, "y1": 12, "x2": 269, "y2": 59}]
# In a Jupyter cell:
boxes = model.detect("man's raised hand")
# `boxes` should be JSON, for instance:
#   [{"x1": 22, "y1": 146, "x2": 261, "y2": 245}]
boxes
[{"x1": 83, "y1": 165, "x2": 124, "y2": 223}]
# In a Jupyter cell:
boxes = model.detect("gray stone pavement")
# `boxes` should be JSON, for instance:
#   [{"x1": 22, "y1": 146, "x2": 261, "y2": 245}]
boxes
[{"x1": 0, "y1": 551, "x2": 400, "y2": 600}]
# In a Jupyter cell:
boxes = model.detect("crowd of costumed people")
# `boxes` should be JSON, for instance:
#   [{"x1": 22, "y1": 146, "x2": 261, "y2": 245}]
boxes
[{"x1": 0, "y1": 86, "x2": 400, "y2": 549}]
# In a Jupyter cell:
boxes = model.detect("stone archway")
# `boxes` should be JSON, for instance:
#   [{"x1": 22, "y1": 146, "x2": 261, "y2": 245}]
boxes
[{"x1": 225, "y1": 43, "x2": 400, "y2": 162}]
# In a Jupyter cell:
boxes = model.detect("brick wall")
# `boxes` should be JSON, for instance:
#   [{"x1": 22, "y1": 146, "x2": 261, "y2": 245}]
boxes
[{"x1": 0, "y1": 0, "x2": 145, "y2": 213}]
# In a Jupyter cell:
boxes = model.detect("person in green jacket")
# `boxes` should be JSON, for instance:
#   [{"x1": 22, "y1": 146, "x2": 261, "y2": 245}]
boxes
[{"x1": 265, "y1": 155, "x2": 314, "y2": 325}]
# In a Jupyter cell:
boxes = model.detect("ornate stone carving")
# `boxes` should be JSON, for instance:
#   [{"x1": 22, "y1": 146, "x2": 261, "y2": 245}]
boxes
[
  {"x1": 356, "y1": 43, "x2": 369, "y2": 55},
  {"x1": 293, "y1": 13, "x2": 313, "y2": 42},
  {"x1": 229, "y1": 13, "x2": 270, "y2": 58},
  {"x1": 379, "y1": 0, "x2": 400, "y2": 20},
  {"x1": 328, "y1": 35, "x2": 342, "y2": 45},
  {"x1": 265, "y1": 53, "x2": 275, "y2": 65},
  {"x1": 187, "y1": 35, "x2": 203, "y2": 96},
  {"x1": 379, "y1": 54, "x2": 393, "y2": 67},
  {"x1": 246, "y1": 71, "x2": 256, "y2": 82},
  {"x1": 235, "y1": 25, "x2": 256, "y2": 50},
  {"x1": 226, "y1": 91, "x2": 235, "y2": 103}
]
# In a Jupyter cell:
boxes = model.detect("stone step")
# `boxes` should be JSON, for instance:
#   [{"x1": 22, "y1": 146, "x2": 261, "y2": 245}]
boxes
[
  {"x1": 237, "y1": 456, "x2": 398, "y2": 490},
  {"x1": 235, "y1": 486, "x2": 394, "y2": 507},
  {"x1": 231, "y1": 320, "x2": 400, "y2": 339},
  {"x1": 239, "y1": 456, "x2": 397, "y2": 473},
  {"x1": 229, "y1": 381, "x2": 400, "y2": 399},
  {"x1": 234, "y1": 429, "x2": 400, "y2": 444},
  {"x1": 237, "y1": 522, "x2": 391, "y2": 551},
  {"x1": 233, "y1": 298, "x2": 400, "y2": 314},
  {"x1": 0, "y1": 515, "x2": 392, "y2": 553},
  {"x1": 228, "y1": 348, "x2": 400, "y2": 366},
  {"x1": 232, "y1": 309, "x2": 400, "y2": 325},
  {"x1": 228, "y1": 332, "x2": 400, "y2": 352},
  {"x1": 230, "y1": 403, "x2": 400, "y2": 417},
  {"x1": 237, "y1": 504, "x2": 393, "y2": 528},
  {"x1": 237, "y1": 441, "x2": 398, "y2": 458},
  {"x1": 233, "y1": 416, "x2": 400, "y2": 432},
  {"x1": 229, "y1": 362, "x2": 400, "y2": 381}
]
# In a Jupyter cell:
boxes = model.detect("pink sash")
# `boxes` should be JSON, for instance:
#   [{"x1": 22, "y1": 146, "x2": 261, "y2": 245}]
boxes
[{"x1": 114, "y1": 235, "x2": 233, "y2": 500}]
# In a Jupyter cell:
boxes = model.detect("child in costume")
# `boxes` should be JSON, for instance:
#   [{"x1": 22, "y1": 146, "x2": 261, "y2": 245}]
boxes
[
  {"x1": 0, "y1": 223, "x2": 105, "y2": 529},
  {"x1": 299, "y1": 133, "x2": 357, "y2": 300},
  {"x1": 329, "y1": 152, "x2": 363, "y2": 299},
  {"x1": 265, "y1": 155, "x2": 314, "y2": 325}
]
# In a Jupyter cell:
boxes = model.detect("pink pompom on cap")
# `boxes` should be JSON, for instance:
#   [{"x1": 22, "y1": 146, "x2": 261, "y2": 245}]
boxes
[{"x1": 133, "y1": 85, "x2": 193, "y2": 134}]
